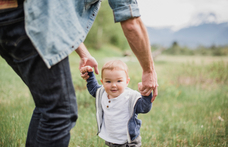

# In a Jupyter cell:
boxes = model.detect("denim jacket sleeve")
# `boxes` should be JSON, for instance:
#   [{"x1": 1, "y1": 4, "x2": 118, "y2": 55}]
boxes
[
  {"x1": 86, "y1": 72, "x2": 102, "y2": 97},
  {"x1": 135, "y1": 93, "x2": 152, "y2": 114},
  {"x1": 108, "y1": 0, "x2": 141, "y2": 22}
]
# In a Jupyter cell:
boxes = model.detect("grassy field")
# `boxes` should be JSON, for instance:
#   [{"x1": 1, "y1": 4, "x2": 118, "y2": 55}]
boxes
[{"x1": 0, "y1": 48, "x2": 227, "y2": 147}]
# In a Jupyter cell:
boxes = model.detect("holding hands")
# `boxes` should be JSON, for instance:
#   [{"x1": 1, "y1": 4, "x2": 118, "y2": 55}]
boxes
[
  {"x1": 80, "y1": 66, "x2": 93, "y2": 80},
  {"x1": 76, "y1": 43, "x2": 99, "y2": 76},
  {"x1": 141, "y1": 70, "x2": 158, "y2": 102}
]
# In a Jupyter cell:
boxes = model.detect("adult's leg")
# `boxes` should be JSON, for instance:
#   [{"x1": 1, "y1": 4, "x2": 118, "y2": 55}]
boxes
[
  {"x1": 24, "y1": 55, "x2": 78, "y2": 147},
  {"x1": 0, "y1": 5, "x2": 78, "y2": 147}
]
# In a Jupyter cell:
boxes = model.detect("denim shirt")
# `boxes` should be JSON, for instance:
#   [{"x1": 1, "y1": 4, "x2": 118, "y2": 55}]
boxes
[{"x1": 23, "y1": 0, "x2": 140, "y2": 68}]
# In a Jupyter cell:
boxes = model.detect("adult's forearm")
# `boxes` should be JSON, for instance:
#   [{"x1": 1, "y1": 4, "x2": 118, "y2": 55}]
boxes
[
  {"x1": 75, "y1": 43, "x2": 91, "y2": 58},
  {"x1": 121, "y1": 17, "x2": 154, "y2": 72},
  {"x1": 121, "y1": 17, "x2": 158, "y2": 99}
]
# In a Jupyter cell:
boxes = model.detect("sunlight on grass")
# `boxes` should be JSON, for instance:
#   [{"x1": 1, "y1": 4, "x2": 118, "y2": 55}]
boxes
[{"x1": 0, "y1": 53, "x2": 227, "y2": 147}]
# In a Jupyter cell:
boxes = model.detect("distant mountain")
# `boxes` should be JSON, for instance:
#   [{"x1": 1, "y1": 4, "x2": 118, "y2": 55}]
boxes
[{"x1": 146, "y1": 22, "x2": 228, "y2": 48}]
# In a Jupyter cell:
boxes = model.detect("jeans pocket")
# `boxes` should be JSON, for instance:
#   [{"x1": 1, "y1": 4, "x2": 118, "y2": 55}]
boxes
[
  {"x1": 0, "y1": 19, "x2": 38, "y2": 63},
  {"x1": 0, "y1": 4, "x2": 37, "y2": 63},
  {"x1": 1, "y1": 36, "x2": 37, "y2": 63}
]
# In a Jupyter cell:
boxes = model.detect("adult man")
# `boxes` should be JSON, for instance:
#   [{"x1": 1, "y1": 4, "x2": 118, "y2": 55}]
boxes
[{"x1": 0, "y1": 0, "x2": 158, "y2": 146}]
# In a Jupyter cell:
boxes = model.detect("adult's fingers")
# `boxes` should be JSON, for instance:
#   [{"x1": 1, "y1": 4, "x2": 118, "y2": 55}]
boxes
[
  {"x1": 93, "y1": 65, "x2": 99, "y2": 75},
  {"x1": 151, "y1": 86, "x2": 158, "y2": 102},
  {"x1": 140, "y1": 87, "x2": 153, "y2": 96}
]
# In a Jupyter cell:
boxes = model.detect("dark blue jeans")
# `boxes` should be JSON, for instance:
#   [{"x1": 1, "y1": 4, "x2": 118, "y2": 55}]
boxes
[{"x1": 0, "y1": 5, "x2": 78, "y2": 147}]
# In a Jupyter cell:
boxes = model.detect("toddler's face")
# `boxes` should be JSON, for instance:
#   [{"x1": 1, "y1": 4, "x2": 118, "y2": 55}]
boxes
[{"x1": 101, "y1": 69, "x2": 130, "y2": 99}]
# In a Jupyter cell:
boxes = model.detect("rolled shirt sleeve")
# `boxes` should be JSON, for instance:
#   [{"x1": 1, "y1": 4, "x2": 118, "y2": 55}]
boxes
[{"x1": 108, "y1": 0, "x2": 141, "y2": 22}]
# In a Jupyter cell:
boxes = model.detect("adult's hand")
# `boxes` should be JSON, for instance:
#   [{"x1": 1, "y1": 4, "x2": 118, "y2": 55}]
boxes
[
  {"x1": 79, "y1": 56, "x2": 99, "y2": 75},
  {"x1": 75, "y1": 43, "x2": 99, "y2": 75},
  {"x1": 140, "y1": 70, "x2": 158, "y2": 102}
]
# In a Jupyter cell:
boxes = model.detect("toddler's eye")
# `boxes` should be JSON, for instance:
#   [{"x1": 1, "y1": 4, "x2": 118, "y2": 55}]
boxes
[
  {"x1": 106, "y1": 81, "x2": 111, "y2": 83},
  {"x1": 118, "y1": 80, "x2": 122, "y2": 82}
]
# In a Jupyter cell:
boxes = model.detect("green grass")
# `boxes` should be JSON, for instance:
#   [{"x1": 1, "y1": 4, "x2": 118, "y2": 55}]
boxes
[{"x1": 0, "y1": 51, "x2": 227, "y2": 147}]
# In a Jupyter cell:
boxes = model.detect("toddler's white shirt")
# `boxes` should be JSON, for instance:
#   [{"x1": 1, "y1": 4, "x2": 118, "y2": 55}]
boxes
[{"x1": 98, "y1": 90, "x2": 130, "y2": 144}]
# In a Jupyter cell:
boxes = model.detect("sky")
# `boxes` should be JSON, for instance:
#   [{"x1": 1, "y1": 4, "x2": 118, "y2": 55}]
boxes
[{"x1": 137, "y1": 0, "x2": 228, "y2": 31}]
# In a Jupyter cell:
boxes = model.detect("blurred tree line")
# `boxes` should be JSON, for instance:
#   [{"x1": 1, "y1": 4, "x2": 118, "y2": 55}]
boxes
[
  {"x1": 84, "y1": 1, "x2": 228, "y2": 57},
  {"x1": 156, "y1": 41, "x2": 228, "y2": 56},
  {"x1": 84, "y1": 0, "x2": 129, "y2": 50}
]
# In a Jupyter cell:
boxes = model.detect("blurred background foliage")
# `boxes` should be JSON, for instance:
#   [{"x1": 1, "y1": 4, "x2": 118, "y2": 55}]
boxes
[
  {"x1": 84, "y1": 0, "x2": 129, "y2": 50},
  {"x1": 161, "y1": 41, "x2": 228, "y2": 56},
  {"x1": 84, "y1": 1, "x2": 228, "y2": 57}
]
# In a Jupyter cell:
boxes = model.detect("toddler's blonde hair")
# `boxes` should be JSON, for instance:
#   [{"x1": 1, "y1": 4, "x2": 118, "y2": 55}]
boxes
[{"x1": 101, "y1": 60, "x2": 128, "y2": 79}]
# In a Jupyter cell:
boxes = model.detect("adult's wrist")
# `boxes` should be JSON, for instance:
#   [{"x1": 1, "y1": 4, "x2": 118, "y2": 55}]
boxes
[
  {"x1": 75, "y1": 43, "x2": 91, "y2": 58},
  {"x1": 142, "y1": 63, "x2": 155, "y2": 73}
]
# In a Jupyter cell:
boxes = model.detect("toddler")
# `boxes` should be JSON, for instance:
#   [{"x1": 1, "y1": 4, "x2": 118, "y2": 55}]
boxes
[{"x1": 80, "y1": 60, "x2": 153, "y2": 147}]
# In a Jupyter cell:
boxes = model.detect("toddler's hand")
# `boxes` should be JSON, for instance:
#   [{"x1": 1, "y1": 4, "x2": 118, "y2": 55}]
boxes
[{"x1": 80, "y1": 66, "x2": 93, "y2": 80}]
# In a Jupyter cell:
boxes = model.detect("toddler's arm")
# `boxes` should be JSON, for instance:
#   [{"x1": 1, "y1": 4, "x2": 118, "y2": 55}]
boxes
[
  {"x1": 135, "y1": 82, "x2": 153, "y2": 113},
  {"x1": 80, "y1": 66, "x2": 101, "y2": 97}
]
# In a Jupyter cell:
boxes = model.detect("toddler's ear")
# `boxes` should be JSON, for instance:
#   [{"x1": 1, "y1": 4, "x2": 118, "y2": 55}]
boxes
[
  {"x1": 126, "y1": 77, "x2": 130, "y2": 85},
  {"x1": 100, "y1": 79, "x2": 103, "y2": 84}
]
